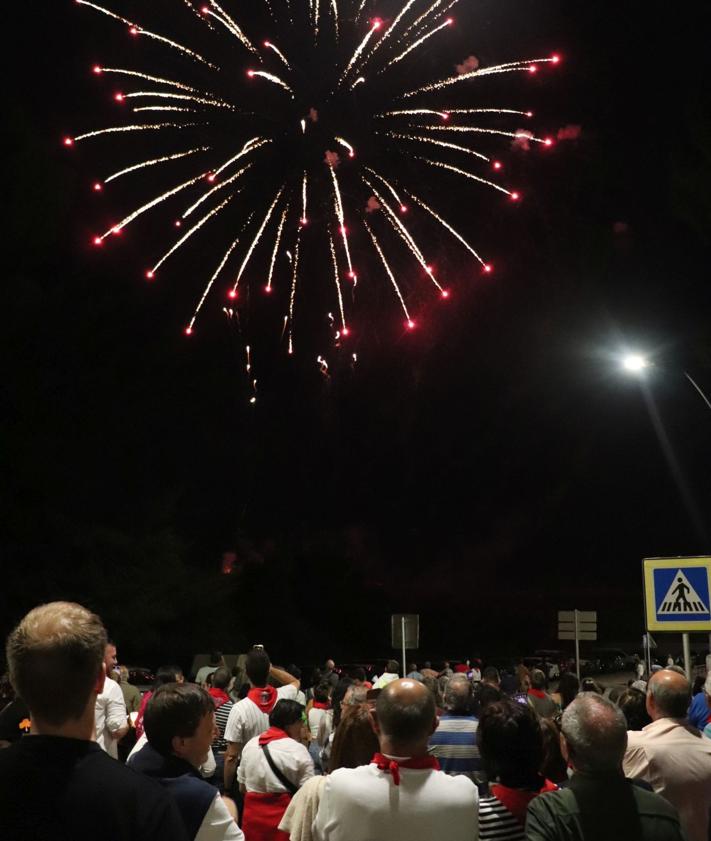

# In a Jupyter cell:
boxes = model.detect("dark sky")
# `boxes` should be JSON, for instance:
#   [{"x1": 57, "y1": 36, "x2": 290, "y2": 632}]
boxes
[{"x1": 4, "y1": 1, "x2": 711, "y2": 666}]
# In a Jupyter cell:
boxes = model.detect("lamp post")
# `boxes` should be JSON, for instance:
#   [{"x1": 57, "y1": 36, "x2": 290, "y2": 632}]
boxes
[{"x1": 620, "y1": 353, "x2": 711, "y2": 679}]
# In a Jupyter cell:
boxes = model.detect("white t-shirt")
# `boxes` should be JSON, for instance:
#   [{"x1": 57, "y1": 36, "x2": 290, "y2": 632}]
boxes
[
  {"x1": 308, "y1": 707, "x2": 328, "y2": 740},
  {"x1": 195, "y1": 793, "x2": 245, "y2": 841},
  {"x1": 238, "y1": 735, "x2": 314, "y2": 792},
  {"x1": 224, "y1": 685, "x2": 299, "y2": 747},
  {"x1": 95, "y1": 677, "x2": 127, "y2": 758},
  {"x1": 373, "y1": 673, "x2": 399, "y2": 690},
  {"x1": 312, "y1": 762, "x2": 479, "y2": 841}
]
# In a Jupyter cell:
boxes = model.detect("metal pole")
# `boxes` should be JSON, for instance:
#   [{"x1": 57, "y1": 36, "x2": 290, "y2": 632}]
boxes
[
  {"x1": 575, "y1": 609, "x2": 580, "y2": 681},
  {"x1": 401, "y1": 616, "x2": 406, "y2": 679},
  {"x1": 683, "y1": 633, "x2": 692, "y2": 681}
]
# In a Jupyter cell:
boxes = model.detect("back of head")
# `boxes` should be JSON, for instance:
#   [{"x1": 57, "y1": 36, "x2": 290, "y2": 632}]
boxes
[
  {"x1": 119, "y1": 665, "x2": 129, "y2": 683},
  {"x1": 483, "y1": 666, "x2": 500, "y2": 685},
  {"x1": 144, "y1": 682, "x2": 214, "y2": 757},
  {"x1": 210, "y1": 651, "x2": 223, "y2": 666},
  {"x1": 617, "y1": 687, "x2": 651, "y2": 731},
  {"x1": 561, "y1": 692, "x2": 627, "y2": 774},
  {"x1": 154, "y1": 665, "x2": 182, "y2": 689},
  {"x1": 558, "y1": 672, "x2": 580, "y2": 709},
  {"x1": 376, "y1": 678, "x2": 435, "y2": 745},
  {"x1": 444, "y1": 675, "x2": 472, "y2": 714},
  {"x1": 477, "y1": 699, "x2": 543, "y2": 788},
  {"x1": 246, "y1": 646, "x2": 271, "y2": 687},
  {"x1": 386, "y1": 660, "x2": 399, "y2": 674},
  {"x1": 269, "y1": 698, "x2": 304, "y2": 731},
  {"x1": 6, "y1": 601, "x2": 106, "y2": 725},
  {"x1": 212, "y1": 667, "x2": 232, "y2": 690},
  {"x1": 531, "y1": 669, "x2": 547, "y2": 691},
  {"x1": 350, "y1": 666, "x2": 366, "y2": 683},
  {"x1": 314, "y1": 681, "x2": 332, "y2": 704},
  {"x1": 648, "y1": 669, "x2": 691, "y2": 719},
  {"x1": 476, "y1": 683, "x2": 503, "y2": 714},
  {"x1": 329, "y1": 704, "x2": 379, "y2": 771}
]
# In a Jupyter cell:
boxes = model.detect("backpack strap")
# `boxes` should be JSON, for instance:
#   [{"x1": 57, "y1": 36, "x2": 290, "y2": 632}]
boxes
[{"x1": 261, "y1": 743, "x2": 298, "y2": 795}]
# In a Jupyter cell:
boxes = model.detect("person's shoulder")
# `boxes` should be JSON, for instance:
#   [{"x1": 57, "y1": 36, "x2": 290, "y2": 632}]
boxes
[
  {"x1": 631, "y1": 784, "x2": 681, "y2": 819},
  {"x1": 527, "y1": 785, "x2": 575, "y2": 816}
]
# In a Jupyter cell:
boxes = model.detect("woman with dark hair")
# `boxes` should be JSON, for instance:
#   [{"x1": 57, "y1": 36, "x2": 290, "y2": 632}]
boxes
[
  {"x1": 477, "y1": 699, "x2": 557, "y2": 840},
  {"x1": 135, "y1": 665, "x2": 184, "y2": 739},
  {"x1": 617, "y1": 686, "x2": 652, "y2": 731},
  {"x1": 238, "y1": 699, "x2": 314, "y2": 840},
  {"x1": 551, "y1": 672, "x2": 579, "y2": 711},
  {"x1": 279, "y1": 704, "x2": 380, "y2": 841},
  {"x1": 307, "y1": 682, "x2": 331, "y2": 773}
]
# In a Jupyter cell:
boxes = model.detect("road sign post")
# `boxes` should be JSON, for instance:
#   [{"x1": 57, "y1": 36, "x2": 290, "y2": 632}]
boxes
[
  {"x1": 558, "y1": 610, "x2": 597, "y2": 680},
  {"x1": 391, "y1": 614, "x2": 419, "y2": 677},
  {"x1": 643, "y1": 557, "x2": 711, "y2": 679}
]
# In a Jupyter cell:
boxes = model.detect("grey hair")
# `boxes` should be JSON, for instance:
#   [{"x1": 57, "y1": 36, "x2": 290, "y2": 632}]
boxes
[
  {"x1": 444, "y1": 675, "x2": 472, "y2": 713},
  {"x1": 561, "y1": 693, "x2": 627, "y2": 774},
  {"x1": 648, "y1": 671, "x2": 690, "y2": 719}
]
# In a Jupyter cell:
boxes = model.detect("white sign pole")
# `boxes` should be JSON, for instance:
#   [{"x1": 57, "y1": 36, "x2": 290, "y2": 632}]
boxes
[
  {"x1": 574, "y1": 609, "x2": 580, "y2": 681},
  {"x1": 682, "y1": 633, "x2": 691, "y2": 681},
  {"x1": 401, "y1": 616, "x2": 406, "y2": 679}
]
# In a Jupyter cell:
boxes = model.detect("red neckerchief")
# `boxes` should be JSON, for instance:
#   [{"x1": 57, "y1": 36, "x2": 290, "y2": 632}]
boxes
[
  {"x1": 372, "y1": 752, "x2": 440, "y2": 786},
  {"x1": 258, "y1": 726, "x2": 290, "y2": 746},
  {"x1": 209, "y1": 687, "x2": 230, "y2": 708},
  {"x1": 312, "y1": 701, "x2": 329, "y2": 710},
  {"x1": 528, "y1": 688, "x2": 547, "y2": 700},
  {"x1": 491, "y1": 780, "x2": 558, "y2": 825},
  {"x1": 248, "y1": 685, "x2": 279, "y2": 714}
]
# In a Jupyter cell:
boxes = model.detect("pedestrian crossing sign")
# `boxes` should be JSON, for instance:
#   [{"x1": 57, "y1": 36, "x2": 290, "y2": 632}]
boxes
[{"x1": 643, "y1": 556, "x2": 711, "y2": 632}]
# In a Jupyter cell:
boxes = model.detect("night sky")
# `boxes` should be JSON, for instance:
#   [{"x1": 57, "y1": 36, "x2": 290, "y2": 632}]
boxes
[{"x1": 4, "y1": 1, "x2": 711, "y2": 669}]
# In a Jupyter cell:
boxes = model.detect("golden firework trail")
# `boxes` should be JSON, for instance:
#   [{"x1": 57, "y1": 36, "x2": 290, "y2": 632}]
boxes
[
  {"x1": 231, "y1": 187, "x2": 285, "y2": 292},
  {"x1": 288, "y1": 232, "x2": 301, "y2": 355},
  {"x1": 95, "y1": 68, "x2": 198, "y2": 93},
  {"x1": 328, "y1": 230, "x2": 347, "y2": 332},
  {"x1": 213, "y1": 138, "x2": 270, "y2": 177},
  {"x1": 74, "y1": 123, "x2": 201, "y2": 143},
  {"x1": 266, "y1": 203, "x2": 289, "y2": 292},
  {"x1": 150, "y1": 194, "x2": 234, "y2": 274},
  {"x1": 402, "y1": 57, "x2": 558, "y2": 98},
  {"x1": 104, "y1": 148, "x2": 210, "y2": 183},
  {"x1": 124, "y1": 91, "x2": 235, "y2": 109},
  {"x1": 381, "y1": 17, "x2": 452, "y2": 72},
  {"x1": 182, "y1": 164, "x2": 251, "y2": 218},
  {"x1": 379, "y1": 130, "x2": 490, "y2": 162},
  {"x1": 188, "y1": 237, "x2": 241, "y2": 330},
  {"x1": 204, "y1": 0, "x2": 260, "y2": 57},
  {"x1": 362, "y1": 218, "x2": 411, "y2": 322},
  {"x1": 329, "y1": 164, "x2": 354, "y2": 278},
  {"x1": 248, "y1": 70, "x2": 294, "y2": 98},
  {"x1": 405, "y1": 189, "x2": 487, "y2": 266}
]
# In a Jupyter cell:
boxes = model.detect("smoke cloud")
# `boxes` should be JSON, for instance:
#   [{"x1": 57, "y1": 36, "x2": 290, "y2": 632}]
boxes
[
  {"x1": 455, "y1": 55, "x2": 479, "y2": 75},
  {"x1": 365, "y1": 196, "x2": 381, "y2": 213},
  {"x1": 511, "y1": 129, "x2": 534, "y2": 151},
  {"x1": 324, "y1": 150, "x2": 341, "y2": 168},
  {"x1": 556, "y1": 124, "x2": 582, "y2": 141}
]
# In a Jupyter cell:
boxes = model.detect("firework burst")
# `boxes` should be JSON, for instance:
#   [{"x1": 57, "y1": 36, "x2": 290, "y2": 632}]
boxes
[{"x1": 66, "y1": 0, "x2": 559, "y2": 392}]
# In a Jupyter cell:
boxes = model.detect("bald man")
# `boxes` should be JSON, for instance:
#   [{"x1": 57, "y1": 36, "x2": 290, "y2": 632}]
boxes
[
  {"x1": 313, "y1": 678, "x2": 478, "y2": 841},
  {"x1": 623, "y1": 669, "x2": 711, "y2": 841}
]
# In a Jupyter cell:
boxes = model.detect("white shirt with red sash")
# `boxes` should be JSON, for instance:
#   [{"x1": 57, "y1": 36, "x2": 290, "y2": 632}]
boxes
[
  {"x1": 224, "y1": 685, "x2": 298, "y2": 747},
  {"x1": 239, "y1": 727, "x2": 314, "y2": 841},
  {"x1": 312, "y1": 753, "x2": 479, "y2": 841}
]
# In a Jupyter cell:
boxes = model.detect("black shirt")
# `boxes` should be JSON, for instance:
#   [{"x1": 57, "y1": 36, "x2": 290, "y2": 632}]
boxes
[{"x1": 0, "y1": 735, "x2": 190, "y2": 841}]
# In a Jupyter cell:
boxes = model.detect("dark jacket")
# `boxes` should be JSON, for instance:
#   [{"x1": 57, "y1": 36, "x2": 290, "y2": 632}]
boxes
[
  {"x1": 526, "y1": 772, "x2": 685, "y2": 841},
  {"x1": 129, "y1": 742, "x2": 216, "y2": 839}
]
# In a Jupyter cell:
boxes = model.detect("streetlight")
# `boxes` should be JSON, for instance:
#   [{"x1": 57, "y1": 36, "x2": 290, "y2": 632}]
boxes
[{"x1": 619, "y1": 350, "x2": 711, "y2": 678}]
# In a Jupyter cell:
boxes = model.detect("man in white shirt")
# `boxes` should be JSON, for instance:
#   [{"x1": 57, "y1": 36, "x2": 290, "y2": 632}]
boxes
[
  {"x1": 313, "y1": 678, "x2": 479, "y2": 841},
  {"x1": 95, "y1": 641, "x2": 128, "y2": 758},
  {"x1": 223, "y1": 646, "x2": 300, "y2": 792},
  {"x1": 623, "y1": 669, "x2": 711, "y2": 841},
  {"x1": 129, "y1": 682, "x2": 243, "y2": 841},
  {"x1": 372, "y1": 660, "x2": 400, "y2": 689}
]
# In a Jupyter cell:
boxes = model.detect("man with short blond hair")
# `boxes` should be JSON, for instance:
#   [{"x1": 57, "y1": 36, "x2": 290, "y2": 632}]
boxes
[{"x1": 0, "y1": 601, "x2": 188, "y2": 841}]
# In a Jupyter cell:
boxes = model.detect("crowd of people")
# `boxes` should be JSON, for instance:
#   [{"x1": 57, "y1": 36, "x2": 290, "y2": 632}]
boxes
[{"x1": 2, "y1": 601, "x2": 711, "y2": 840}]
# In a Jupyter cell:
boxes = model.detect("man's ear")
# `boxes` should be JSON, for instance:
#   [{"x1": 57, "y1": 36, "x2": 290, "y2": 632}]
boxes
[
  {"x1": 172, "y1": 734, "x2": 187, "y2": 758},
  {"x1": 560, "y1": 731, "x2": 571, "y2": 767},
  {"x1": 369, "y1": 708, "x2": 380, "y2": 736},
  {"x1": 94, "y1": 665, "x2": 106, "y2": 696}
]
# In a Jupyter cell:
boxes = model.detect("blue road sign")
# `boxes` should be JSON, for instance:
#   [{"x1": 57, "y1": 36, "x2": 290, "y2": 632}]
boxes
[{"x1": 644, "y1": 557, "x2": 711, "y2": 632}]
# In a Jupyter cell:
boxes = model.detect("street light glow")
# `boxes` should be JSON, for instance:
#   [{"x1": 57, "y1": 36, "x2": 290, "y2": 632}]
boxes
[{"x1": 622, "y1": 354, "x2": 649, "y2": 373}]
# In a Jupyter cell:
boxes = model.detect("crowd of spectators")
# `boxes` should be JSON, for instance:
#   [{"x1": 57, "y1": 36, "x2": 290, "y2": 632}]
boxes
[{"x1": 1, "y1": 600, "x2": 711, "y2": 840}]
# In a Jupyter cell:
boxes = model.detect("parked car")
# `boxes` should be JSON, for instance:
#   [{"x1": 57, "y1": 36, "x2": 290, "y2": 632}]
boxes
[
  {"x1": 591, "y1": 649, "x2": 628, "y2": 673},
  {"x1": 126, "y1": 666, "x2": 155, "y2": 692}
]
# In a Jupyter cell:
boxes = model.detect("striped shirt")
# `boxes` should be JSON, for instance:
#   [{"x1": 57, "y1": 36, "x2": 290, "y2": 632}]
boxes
[
  {"x1": 224, "y1": 684, "x2": 298, "y2": 747},
  {"x1": 478, "y1": 795, "x2": 526, "y2": 840},
  {"x1": 213, "y1": 699, "x2": 234, "y2": 752},
  {"x1": 428, "y1": 714, "x2": 481, "y2": 781}
]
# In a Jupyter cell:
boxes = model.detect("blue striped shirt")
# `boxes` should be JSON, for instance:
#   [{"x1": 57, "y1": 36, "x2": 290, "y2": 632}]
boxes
[{"x1": 428, "y1": 714, "x2": 481, "y2": 781}]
